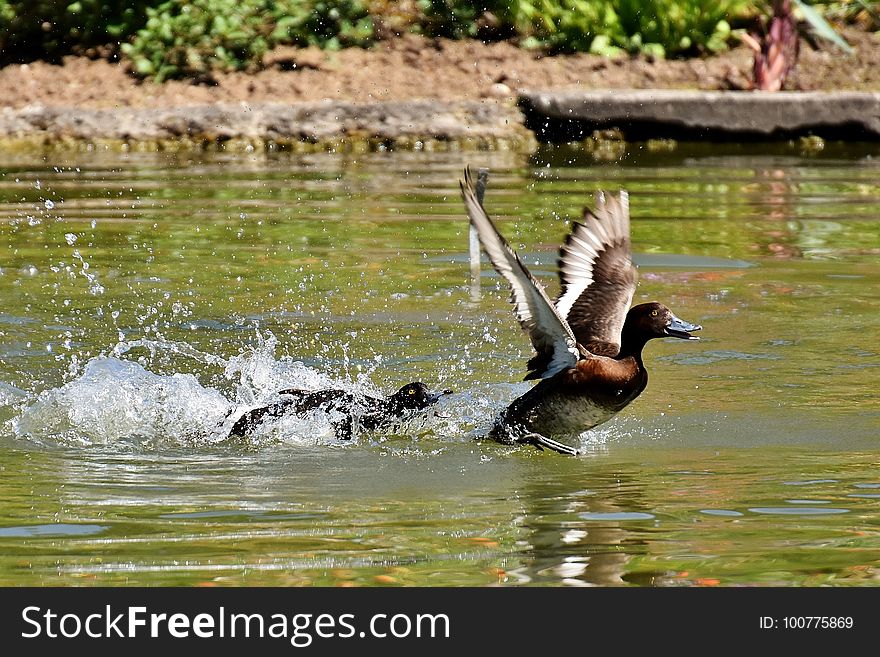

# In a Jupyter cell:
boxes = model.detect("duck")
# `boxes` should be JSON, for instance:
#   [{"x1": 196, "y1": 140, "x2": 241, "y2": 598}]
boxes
[
  {"x1": 460, "y1": 167, "x2": 702, "y2": 456},
  {"x1": 228, "y1": 382, "x2": 452, "y2": 440}
]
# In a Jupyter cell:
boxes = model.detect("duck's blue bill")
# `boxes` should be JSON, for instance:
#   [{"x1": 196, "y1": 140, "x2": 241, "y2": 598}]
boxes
[{"x1": 666, "y1": 314, "x2": 702, "y2": 340}]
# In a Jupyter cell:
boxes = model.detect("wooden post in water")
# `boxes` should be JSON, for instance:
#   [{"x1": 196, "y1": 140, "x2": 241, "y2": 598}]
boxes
[{"x1": 469, "y1": 168, "x2": 489, "y2": 301}]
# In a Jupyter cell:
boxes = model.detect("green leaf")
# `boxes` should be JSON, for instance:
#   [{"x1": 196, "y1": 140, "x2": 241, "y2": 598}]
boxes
[
  {"x1": 642, "y1": 42, "x2": 666, "y2": 59},
  {"x1": 133, "y1": 57, "x2": 154, "y2": 75},
  {"x1": 793, "y1": 0, "x2": 854, "y2": 54},
  {"x1": 589, "y1": 34, "x2": 625, "y2": 57}
]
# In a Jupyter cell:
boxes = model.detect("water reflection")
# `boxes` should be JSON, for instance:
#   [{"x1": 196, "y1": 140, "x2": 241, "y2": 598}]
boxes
[{"x1": 512, "y1": 467, "x2": 637, "y2": 586}]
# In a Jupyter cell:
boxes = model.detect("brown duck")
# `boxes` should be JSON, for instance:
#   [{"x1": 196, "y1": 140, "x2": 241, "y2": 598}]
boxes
[{"x1": 460, "y1": 167, "x2": 702, "y2": 456}]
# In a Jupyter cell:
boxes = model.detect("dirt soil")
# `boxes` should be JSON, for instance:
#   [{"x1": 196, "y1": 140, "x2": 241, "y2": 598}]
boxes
[{"x1": 1, "y1": 26, "x2": 878, "y2": 110}]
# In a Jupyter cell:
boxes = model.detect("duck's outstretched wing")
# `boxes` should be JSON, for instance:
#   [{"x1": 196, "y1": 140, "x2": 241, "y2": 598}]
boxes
[
  {"x1": 460, "y1": 167, "x2": 578, "y2": 380},
  {"x1": 554, "y1": 191, "x2": 637, "y2": 357}
]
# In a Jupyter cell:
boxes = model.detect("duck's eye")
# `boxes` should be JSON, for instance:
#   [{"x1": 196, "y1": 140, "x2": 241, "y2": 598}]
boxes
[
  {"x1": 651, "y1": 309, "x2": 658, "y2": 317},
  {"x1": 408, "y1": 389, "x2": 416, "y2": 395}
]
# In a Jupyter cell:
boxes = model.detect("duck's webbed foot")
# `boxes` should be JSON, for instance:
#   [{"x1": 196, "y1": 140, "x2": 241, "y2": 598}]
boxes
[{"x1": 521, "y1": 432, "x2": 581, "y2": 457}]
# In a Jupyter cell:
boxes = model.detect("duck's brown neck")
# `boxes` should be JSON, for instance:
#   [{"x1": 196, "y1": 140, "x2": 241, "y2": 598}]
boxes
[{"x1": 617, "y1": 321, "x2": 651, "y2": 361}]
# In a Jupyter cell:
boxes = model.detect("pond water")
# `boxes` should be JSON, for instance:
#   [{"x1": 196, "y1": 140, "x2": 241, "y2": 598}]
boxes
[{"x1": 0, "y1": 143, "x2": 878, "y2": 586}]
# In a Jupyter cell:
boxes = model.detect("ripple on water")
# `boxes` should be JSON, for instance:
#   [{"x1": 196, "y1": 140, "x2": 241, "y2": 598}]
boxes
[
  {"x1": 0, "y1": 523, "x2": 108, "y2": 538},
  {"x1": 0, "y1": 313, "x2": 36, "y2": 326},
  {"x1": 578, "y1": 512, "x2": 655, "y2": 521},
  {"x1": 658, "y1": 350, "x2": 782, "y2": 366},
  {"x1": 158, "y1": 510, "x2": 322, "y2": 521},
  {"x1": 748, "y1": 507, "x2": 849, "y2": 516}
]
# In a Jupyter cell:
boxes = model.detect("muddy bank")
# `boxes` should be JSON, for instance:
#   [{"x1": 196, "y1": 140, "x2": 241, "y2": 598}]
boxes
[
  {"x1": 0, "y1": 27, "x2": 877, "y2": 149},
  {"x1": 2, "y1": 28, "x2": 879, "y2": 111}
]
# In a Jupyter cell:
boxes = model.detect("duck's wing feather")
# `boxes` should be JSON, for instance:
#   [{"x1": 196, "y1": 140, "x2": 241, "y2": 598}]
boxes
[
  {"x1": 277, "y1": 388, "x2": 360, "y2": 412},
  {"x1": 460, "y1": 167, "x2": 578, "y2": 380},
  {"x1": 554, "y1": 191, "x2": 637, "y2": 357}
]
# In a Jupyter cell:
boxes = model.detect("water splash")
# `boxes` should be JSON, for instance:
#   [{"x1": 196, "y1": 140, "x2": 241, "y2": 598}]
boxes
[
  {"x1": 9, "y1": 333, "x2": 489, "y2": 450},
  {"x1": 13, "y1": 356, "x2": 230, "y2": 446},
  {"x1": 6, "y1": 325, "x2": 651, "y2": 452}
]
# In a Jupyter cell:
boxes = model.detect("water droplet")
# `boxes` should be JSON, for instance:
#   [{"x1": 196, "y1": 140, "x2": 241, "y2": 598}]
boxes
[
  {"x1": 64, "y1": 233, "x2": 77, "y2": 245},
  {"x1": 44, "y1": 199, "x2": 55, "y2": 210}
]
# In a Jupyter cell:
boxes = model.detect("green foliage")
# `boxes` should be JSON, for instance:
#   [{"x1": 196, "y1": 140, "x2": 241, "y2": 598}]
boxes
[
  {"x1": 511, "y1": 0, "x2": 744, "y2": 56},
  {"x1": 121, "y1": 0, "x2": 274, "y2": 81},
  {"x1": 416, "y1": 1, "x2": 519, "y2": 38},
  {"x1": 406, "y1": 1, "x2": 744, "y2": 56},
  {"x1": 611, "y1": 0, "x2": 740, "y2": 56},
  {"x1": 0, "y1": 1, "x2": 157, "y2": 63},
  {"x1": 793, "y1": 0, "x2": 854, "y2": 52},
  {"x1": 516, "y1": 1, "x2": 620, "y2": 52},
  {"x1": 272, "y1": 0, "x2": 374, "y2": 49},
  {"x1": 121, "y1": 0, "x2": 374, "y2": 81},
  {"x1": 417, "y1": 0, "x2": 483, "y2": 38},
  {"x1": 0, "y1": 1, "x2": 809, "y2": 80}
]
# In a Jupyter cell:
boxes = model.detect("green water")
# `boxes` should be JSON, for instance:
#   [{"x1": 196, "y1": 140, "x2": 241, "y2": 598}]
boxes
[{"x1": 0, "y1": 144, "x2": 878, "y2": 586}]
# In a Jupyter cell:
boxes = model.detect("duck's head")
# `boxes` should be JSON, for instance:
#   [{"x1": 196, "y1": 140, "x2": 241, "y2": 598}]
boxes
[
  {"x1": 387, "y1": 382, "x2": 453, "y2": 412},
  {"x1": 627, "y1": 302, "x2": 702, "y2": 341}
]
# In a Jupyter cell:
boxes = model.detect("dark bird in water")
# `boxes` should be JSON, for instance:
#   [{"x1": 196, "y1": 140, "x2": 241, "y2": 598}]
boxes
[
  {"x1": 228, "y1": 382, "x2": 452, "y2": 440},
  {"x1": 460, "y1": 167, "x2": 702, "y2": 456}
]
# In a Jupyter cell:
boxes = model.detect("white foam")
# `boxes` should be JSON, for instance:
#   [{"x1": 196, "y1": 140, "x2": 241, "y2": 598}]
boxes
[
  {"x1": 10, "y1": 333, "x2": 481, "y2": 449},
  {"x1": 13, "y1": 356, "x2": 230, "y2": 446}
]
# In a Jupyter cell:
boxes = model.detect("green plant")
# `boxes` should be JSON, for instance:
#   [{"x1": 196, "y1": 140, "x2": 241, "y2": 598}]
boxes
[
  {"x1": 121, "y1": 0, "x2": 375, "y2": 81},
  {"x1": 831, "y1": 0, "x2": 880, "y2": 31},
  {"x1": 613, "y1": 0, "x2": 740, "y2": 56},
  {"x1": 792, "y1": 0, "x2": 854, "y2": 51},
  {"x1": 273, "y1": 0, "x2": 373, "y2": 49},
  {"x1": 517, "y1": 1, "x2": 619, "y2": 52},
  {"x1": 121, "y1": 0, "x2": 272, "y2": 80},
  {"x1": 514, "y1": 0, "x2": 743, "y2": 56},
  {"x1": 415, "y1": 1, "x2": 521, "y2": 38}
]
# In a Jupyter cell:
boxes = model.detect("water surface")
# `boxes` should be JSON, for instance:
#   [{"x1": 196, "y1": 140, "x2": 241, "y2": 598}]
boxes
[{"x1": 0, "y1": 143, "x2": 878, "y2": 586}]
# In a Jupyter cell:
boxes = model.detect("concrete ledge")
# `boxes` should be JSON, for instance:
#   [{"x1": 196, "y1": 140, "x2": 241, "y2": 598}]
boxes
[
  {"x1": 2, "y1": 92, "x2": 879, "y2": 149},
  {"x1": 519, "y1": 90, "x2": 880, "y2": 141},
  {"x1": 0, "y1": 100, "x2": 533, "y2": 150}
]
